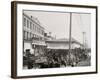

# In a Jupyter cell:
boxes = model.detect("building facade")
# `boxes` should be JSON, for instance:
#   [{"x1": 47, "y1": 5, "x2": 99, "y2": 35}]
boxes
[{"x1": 23, "y1": 13, "x2": 46, "y2": 56}]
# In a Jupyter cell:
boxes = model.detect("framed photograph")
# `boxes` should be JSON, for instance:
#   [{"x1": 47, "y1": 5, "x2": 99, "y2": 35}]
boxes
[{"x1": 11, "y1": 1, "x2": 98, "y2": 78}]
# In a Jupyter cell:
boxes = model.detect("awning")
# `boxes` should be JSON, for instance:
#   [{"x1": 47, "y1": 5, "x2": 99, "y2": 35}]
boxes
[
  {"x1": 47, "y1": 46, "x2": 69, "y2": 49},
  {"x1": 32, "y1": 43, "x2": 46, "y2": 46}
]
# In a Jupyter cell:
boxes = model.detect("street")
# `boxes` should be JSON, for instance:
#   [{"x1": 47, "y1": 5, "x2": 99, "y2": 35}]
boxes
[{"x1": 76, "y1": 58, "x2": 91, "y2": 66}]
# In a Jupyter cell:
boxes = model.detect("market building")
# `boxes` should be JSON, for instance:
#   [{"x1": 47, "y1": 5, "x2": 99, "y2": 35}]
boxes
[
  {"x1": 46, "y1": 38, "x2": 83, "y2": 50},
  {"x1": 45, "y1": 38, "x2": 83, "y2": 66}
]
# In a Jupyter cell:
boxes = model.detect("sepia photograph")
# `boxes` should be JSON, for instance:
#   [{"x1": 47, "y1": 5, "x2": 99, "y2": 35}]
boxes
[
  {"x1": 23, "y1": 10, "x2": 91, "y2": 69},
  {"x1": 11, "y1": 1, "x2": 97, "y2": 78}
]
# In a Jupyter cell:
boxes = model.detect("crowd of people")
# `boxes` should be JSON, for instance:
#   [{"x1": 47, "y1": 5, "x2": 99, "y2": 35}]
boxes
[{"x1": 23, "y1": 48, "x2": 90, "y2": 69}]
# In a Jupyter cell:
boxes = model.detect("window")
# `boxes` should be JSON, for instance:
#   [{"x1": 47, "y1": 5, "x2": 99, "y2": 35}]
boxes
[
  {"x1": 39, "y1": 28, "x2": 40, "y2": 34},
  {"x1": 35, "y1": 26, "x2": 37, "y2": 32},
  {"x1": 33, "y1": 24, "x2": 34, "y2": 30},
  {"x1": 27, "y1": 20, "x2": 29, "y2": 28},
  {"x1": 25, "y1": 31, "x2": 27, "y2": 39},
  {"x1": 34, "y1": 25, "x2": 36, "y2": 32},
  {"x1": 30, "y1": 22, "x2": 32, "y2": 29},
  {"x1": 36, "y1": 25, "x2": 39, "y2": 33},
  {"x1": 42, "y1": 30, "x2": 44, "y2": 35},
  {"x1": 23, "y1": 17, "x2": 26, "y2": 26},
  {"x1": 27, "y1": 32, "x2": 29, "y2": 39},
  {"x1": 23, "y1": 31, "x2": 27, "y2": 40},
  {"x1": 31, "y1": 33, "x2": 33, "y2": 38},
  {"x1": 30, "y1": 33, "x2": 31, "y2": 39},
  {"x1": 28, "y1": 32, "x2": 30, "y2": 39},
  {"x1": 23, "y1": 31, "x2": 25, "y2": 39}
]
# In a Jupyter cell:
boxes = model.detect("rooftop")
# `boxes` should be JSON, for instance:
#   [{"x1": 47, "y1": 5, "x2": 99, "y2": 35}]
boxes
[{"x1": 46, "y1": 38, "x2": 83, "y2": 46}]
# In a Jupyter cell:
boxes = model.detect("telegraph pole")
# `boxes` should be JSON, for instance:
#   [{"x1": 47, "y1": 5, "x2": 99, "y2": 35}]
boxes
[
  {"x1": 68, "y1": 12, "x2": 72, "y2": 65},
  {"x1": 82, "y1": 32, "x2": 86, "y2": 49}
]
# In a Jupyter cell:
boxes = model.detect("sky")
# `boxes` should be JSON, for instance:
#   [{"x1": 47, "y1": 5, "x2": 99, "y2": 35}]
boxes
[{"x1": 23, "y1": 10, "x2": 91, "y2": 48}]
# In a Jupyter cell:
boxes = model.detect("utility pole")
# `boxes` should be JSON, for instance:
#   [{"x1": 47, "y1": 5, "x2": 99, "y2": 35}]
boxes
[
  {"x1": 82, "y1": 31, "x2": 87, "y2": 57},
  {"x1": 68, "y1": 12, "x2": 72, "y2": 65},
  {"x1": 82, "y1": 32, "x2": 86, "y2": 49}
]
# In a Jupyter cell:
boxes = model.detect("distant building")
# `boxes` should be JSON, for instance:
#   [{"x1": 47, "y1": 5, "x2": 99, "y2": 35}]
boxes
[
  {"x1": 44, "y1": 32, "x2": 55, "y2": 40},
  {"x1": 23, "y1": 13, "x2": 46, "y2": 56},
  {"x1": 46, "y1": 38, "x2": 83, "y2": 50}
]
